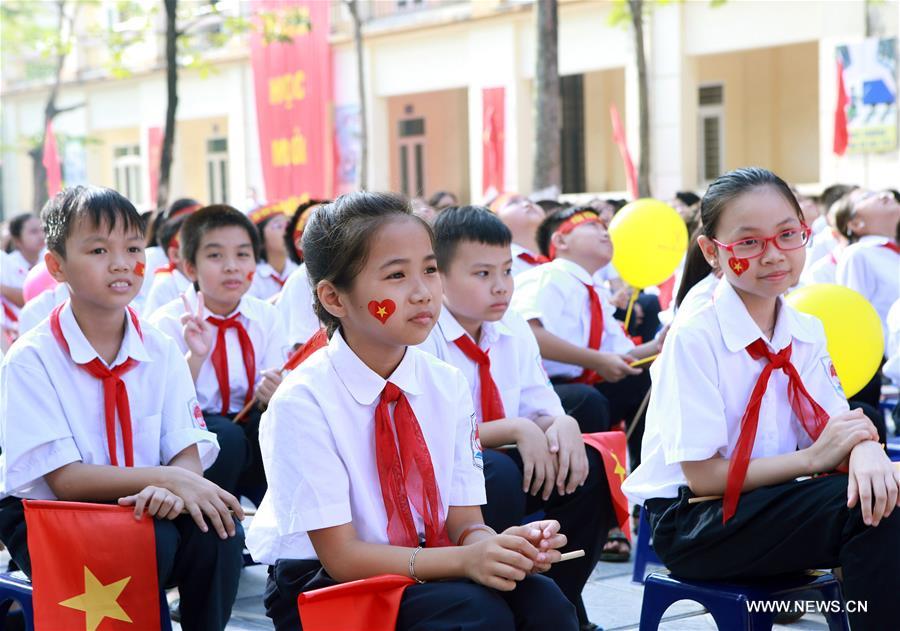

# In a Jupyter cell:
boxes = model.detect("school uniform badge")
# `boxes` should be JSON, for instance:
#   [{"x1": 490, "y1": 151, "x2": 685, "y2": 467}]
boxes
[
  {"x1": 188, "y1": 398, "x2": 207, "y2": 429},
  {"x1": 820, "y1": 357, "x2": 844, "y2": 395},
  {"x1": 469, "y1": 412, "x2": 483, "y2": 470}
]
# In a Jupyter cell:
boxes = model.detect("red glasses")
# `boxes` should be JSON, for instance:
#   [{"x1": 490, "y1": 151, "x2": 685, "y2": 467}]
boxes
[{"x1": 712, "y1": 224, "x2": 811, "y2": 259}]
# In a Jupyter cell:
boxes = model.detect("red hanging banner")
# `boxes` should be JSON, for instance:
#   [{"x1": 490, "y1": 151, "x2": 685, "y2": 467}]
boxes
[
  {"x1": 43, "y1": 121, "x2": 62, "y2": 198},
  {"x1": 482, "y1": 87, "x2": 505, "y2": 195},
  {"x1": 250, "y1": 0, "x2": 333, "y2": 213},
  {"x1": 147, "y1": 127, "x2": 163, "y2": 206}
]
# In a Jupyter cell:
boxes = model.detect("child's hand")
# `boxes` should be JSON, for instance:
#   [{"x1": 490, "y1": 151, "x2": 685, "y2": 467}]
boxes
[
  {"x1": 462, "y1": 534, "x2": 538, "y2": 591},
  {"x1": 545, "y1": 416, "x2": 589, "y2": 495},
  {"x1": 255, "y1": 368, "x2": 283, "y2": 406},
  {"x1": 591, "y1": 352, "x2": 642, "y2": 382},
  {"x1": 847, "y1": 441, "x2": 900, "y2": 526},
  {"x1": 807, "y1": 409, "x2": 878, "y2": 473},
  {"x1": 118, "y1": 486, "x2": 184, "y2": 521},
  {"x1": 163, "y1": 467, "x2": 245, "y2": 539},
  {"x1": 180, "y1": 292, "x2": 214, "y2": 359},
  {"x1": 503, "y1": 520, "x2": 567, "y2": 573},
  {"x1": 514, "y1": 418, "x2": 558, "y2": 500}
]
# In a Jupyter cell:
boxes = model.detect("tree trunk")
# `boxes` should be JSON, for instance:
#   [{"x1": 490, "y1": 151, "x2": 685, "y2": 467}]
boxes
[
  {"x1": 532, "y1": 0, "x2": 561, "y2": 192},
  {"x1": 347, "y1": 0, "x2": 368, "y2": 190},
  {"x1": 629, "y1": 0, "x2": 651, "y2": 198},
  {"x1": 157, "y1": 0, "x2": 179, "y2": 210}
]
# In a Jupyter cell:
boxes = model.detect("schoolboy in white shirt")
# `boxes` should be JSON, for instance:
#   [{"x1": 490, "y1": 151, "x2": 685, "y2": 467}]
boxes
[
  {"x1": 490, "y1": 193, "x2": 550, "y2": 276},
  {"x1": 0, "y1": 186, "x2": 244, "y2": 630}
]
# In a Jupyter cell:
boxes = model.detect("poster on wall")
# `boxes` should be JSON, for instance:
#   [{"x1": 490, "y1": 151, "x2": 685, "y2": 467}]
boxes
[{"x1": 835, "y1": 37, "x2": 897, "y2": 154}]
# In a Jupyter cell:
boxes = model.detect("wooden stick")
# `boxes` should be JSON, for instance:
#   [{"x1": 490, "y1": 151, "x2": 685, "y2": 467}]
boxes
[
  {"x1": 233, "y1": 368, "x2": 286, "y2": 423},
  {"x1": 625, "y1": 387, "x2": 652, "y2": 440},
  {"x1": 556, "y1": 549, "x2": 586, "y2": 563},
  {"x1": 629, "y1": 353, "x2": 659, "y2": 368},
  {"x1": 687, "y1": 495, "x2": 722, "y2": 504}
]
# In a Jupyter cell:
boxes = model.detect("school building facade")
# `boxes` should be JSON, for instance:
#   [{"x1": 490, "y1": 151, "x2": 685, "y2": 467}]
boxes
[{"x1": 1, "y1": 0, "x2": 898, "y2": 219}]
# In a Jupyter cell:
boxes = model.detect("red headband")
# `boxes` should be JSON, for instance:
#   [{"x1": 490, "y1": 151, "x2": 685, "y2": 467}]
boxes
[
  {"x1": 548, "y1": 211, "x2": 602, "y2": 259},
  {"x1": 168, "y1": 203, "x2": 201, "y2": 220},
  {"x1": 248, "y1": 203, "x2": 288, "y2": 226}
]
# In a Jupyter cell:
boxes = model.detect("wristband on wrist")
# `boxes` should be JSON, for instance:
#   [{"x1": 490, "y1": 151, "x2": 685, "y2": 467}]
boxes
[{"x1": 456, "y1": 523, "x2": 496, "y2": 546}]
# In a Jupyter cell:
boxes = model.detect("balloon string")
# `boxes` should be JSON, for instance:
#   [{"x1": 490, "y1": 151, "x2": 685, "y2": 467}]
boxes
[{"x1": 623, "y1": 288, "x2": 639, "y2": 332}]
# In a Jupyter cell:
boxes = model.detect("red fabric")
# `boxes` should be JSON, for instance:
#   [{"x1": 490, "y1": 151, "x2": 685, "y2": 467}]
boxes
[
  {"x1": 723, "y1": 339, "x2": 830, "y2": 523},
  {"x1": 882, "y1": 241, "x2": 900, "y2": 255},
  {"x1": 42, "y1": 121, "x2": 62, "y2": 197},
  {"x1": 548, "y1": 211, "x2": 601, "y2": 259},
  {"x1": 153, "y1": 262, "x2": 176, "y2": 275},
  {"x1": 3, "y1": 302, "x2": 18, "y2": 323},
  {"x1": 453, "y1": 334, "x2": 506, "y2": 422},
  {"x1": 375, "y1": 382, "x2": 452, "y2": 548},
  {"x1": 833, "y1": 59, "x2": 849, "y2": 156},
  {"x1": 569, "y1": 284, "x2": 604, "y2": 385},
  {"x1": 283, "y1": 328, "x2": 328, "y2": 370},
  {"x1": 582, "y1": 431, "x2": 630, "y2": 542},
  {"x1": 657, "y1": 274, "x2": 676, "y2": 311},
  {"x1": 271, "y1": 272, "x2": 287, "y2": 288},
  {"x1": 482, "y1": 87, "x2": 505, "y2": 195},
  {"x1": 609, "y1": 104, "x2": 638, "y2": 199},
  {"x1": 250, "y1": 0, "x2": 333, "y2": 207},
  {"x1": 207, "y1": 313, "x2": 256, "y2": 415},
  {"x1": 517, "y1": 252, "x2": 551, "y2": 266},
  {"x1": 50, "y1": 304, "x2": 142, "y2": 467},
  {"x1": 297, "y1": 574, "x2": 414, "y2": 631}
]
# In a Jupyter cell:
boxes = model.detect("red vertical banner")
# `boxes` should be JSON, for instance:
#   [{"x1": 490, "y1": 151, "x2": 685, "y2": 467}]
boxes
[
  {"x1": 43, "y1": 121, "x2": 62, "y2": 197},
  {"x1": 833, "y1": 59, "x2": 849, "y2": 157},
  {"x1": 609, "y1": 104, "x2": 638, "y2": 200},
  {"x1": 147, "y1": 127, "x2": 163, "y2": 206},
  {"x1": 250, "y1": 0, "x2": 333, "y2": 213},
  {"x1": 481, "y1": 87, "x2": 505, "y2": 195}
]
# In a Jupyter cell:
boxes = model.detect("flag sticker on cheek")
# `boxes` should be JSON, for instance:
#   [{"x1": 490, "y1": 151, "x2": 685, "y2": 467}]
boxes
[
  {"x1": 367, "y1": 299, "x2": 396, "y2": 324},
  {"x1": 134, "y1": 261, "x2": 145, "y2": 277},
  {"x1": 246, "y1": 271, "x2": 255, "y2": 282},
  {"x1": 728, "y1": 257, "x2": 750, "y2": 276}
]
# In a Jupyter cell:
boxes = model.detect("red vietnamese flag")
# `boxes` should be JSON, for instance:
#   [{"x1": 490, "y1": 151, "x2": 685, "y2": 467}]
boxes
[
  {"x1": 581, "y1": 431, "x2": 631, "y2": 542},
  {"x1": 42, "y1": 121, "x2": 63, "y2": 198},
  {"x1": 833, "y1": 59, "x2": 849, "y2": 156},
  {"x1": 297, "y1": 574, "x2": 414, "y2": 631},
  {"x1": 25, "y1": 500, "x2": 161, "y2": 631},
  {"x1": 609, "y1": 104, "x2": 638, "y2": 200},
  {"x1": 482, "y1": 87, "x2": 505, "y2": 195}
]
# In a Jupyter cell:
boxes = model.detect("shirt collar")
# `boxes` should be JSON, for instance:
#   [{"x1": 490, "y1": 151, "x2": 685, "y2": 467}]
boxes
[
  {"x1": 257, "y1": 260, "x2": 296, "y2": 279},
  {"x1": 857, "y1": 235, "x2": 889, "y2": 247},
  {"x1": 183, "y1": 285, "x2": 259, "y2": 322},
  {"x1": 550, "y1": 258, "x2": 593, "y2": 285},
  {"x1": 713, "y1": 277, "x2": 818, "y2": 353},
  {"x1": 436, "y1": 305, "x2": 513, "y2": 348},
  {"x1": 327, "y1": 329, "x2": 422, "y2": 405},
  {"x1": 59, "y1": 300, "x2": 152, "y2": 366}
]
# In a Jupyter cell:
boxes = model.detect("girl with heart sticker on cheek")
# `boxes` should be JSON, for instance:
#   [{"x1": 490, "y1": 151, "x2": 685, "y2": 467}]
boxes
[{"x1": 246, "y1": 192, "x2": 578, "y2": 631}]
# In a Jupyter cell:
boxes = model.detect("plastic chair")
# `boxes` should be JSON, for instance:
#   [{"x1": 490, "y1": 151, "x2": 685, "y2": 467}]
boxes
[
  {"x1": 632, "y1": 506, "x2": 663, "y2": 584},
  {"x1": 639, "y1": 570, "x2": 850, "y2": 631}
]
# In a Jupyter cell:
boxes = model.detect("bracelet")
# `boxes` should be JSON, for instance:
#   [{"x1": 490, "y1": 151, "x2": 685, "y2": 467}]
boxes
[
  {"x1": 456, "y1": 523, "x2": 496, "y2": 546},
  {"x1": 408, "y1": 546, "x2": 425, "y2": 584}
]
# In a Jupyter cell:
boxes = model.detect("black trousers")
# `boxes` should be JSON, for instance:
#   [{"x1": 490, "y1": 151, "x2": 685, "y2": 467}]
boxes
[
  {"x1": 203, "y1": 407, "x2": 266, "y2": 500},
  {"x1": 481, "y1": 448, "x2": 613, "y2": 625},
  {"x1": 645, "y1": 474, "x2": 900, "y2": 631},
  {"x1": 264, "y1": 558, "x2": 578, "y2": 631},
  {"x1": 615, "y1": 291, "x2": 661, "y2": 344},
  {"x1": 0, "y1": 496, "x2": 244, "y2": 631},
  {"x1": 594, "y1": 370, "x2": 651, "y2": 467},
  {"x1": 552, "y1": 383, "x2": 612, "y2": 433}
]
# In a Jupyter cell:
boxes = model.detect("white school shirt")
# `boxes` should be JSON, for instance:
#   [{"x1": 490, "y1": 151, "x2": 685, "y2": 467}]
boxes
[
  {"x1": 417, "y1": 307, "x2": 565, "y2": 424},
  {"x1": 510, "y1": 243, "x2": 546, "y2": 278},
  {"x1": 246, "y1": 330, "x2": 486, "y2": 563},
  {"x1": 799, "y1": 251, "x2": 838, "y2": 287},
  {"x1": 249, "y1": 259, "x2": 300, "y2": 301},
  {"x1": 622, "y1": 277, "x2": 850, "y2": 504},
  {"x1": 0, "y1": 301, "x2": 218, "y2": 499},
  {"x1": 835, "y1": 235, "x2": 900, "y2": 349},
  {"x1": 511, "y1": 258, "x2": 634, "y2": 379},
  {"x1": 806, "y1": 228, "x2": 838, "y2": 269},
  {"x1": 1, "y1": 250, "x2": 32, "y2": 324},
  {"x1": 666, "y1": 272, "x2": 718, "y2": 327},
  {"x1": 591, "y1": 262, "x2": 621, "y2": 288},
  {"x1": 275, "y1": 264, "x2": 321, "y2": 345},
  {"x1": 18, "y1": 283, "x2": 69, "y2": 335},
  {"x1": 149, "y1": 286, "x2": 291, "y2": 414},
  {"x1": 144, "y1": 268, "x2": 192, "y2": 319},
  {"x1": 884, "y1": 298, "x2": 900, "y2": 385}
]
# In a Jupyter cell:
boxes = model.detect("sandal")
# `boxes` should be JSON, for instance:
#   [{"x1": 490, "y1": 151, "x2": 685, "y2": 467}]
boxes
[{"x1": 599, "y1": 528, "x2": 631, "y2": 562}]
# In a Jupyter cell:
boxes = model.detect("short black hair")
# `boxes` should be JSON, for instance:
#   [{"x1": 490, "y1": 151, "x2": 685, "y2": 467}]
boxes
[
  {"x1": 41, "y1": 186, "x2": 144, "y2": 258},
  {"x1": 675, "y1": 191, "x2": 701, "y2": 207},
  {"x1": 536, "y1": 206, "x2": 598, "y2": 257},
  {"x1": 432, "y1": 205, "x2": 512, "y2": 271},
  {"x1": 158, "y1": 215, "x2": 188, "y2": 254},
  {"x1": 8, "y1": 213, "x2": 37, "y2": 241},
  {"x1": 285, "y1": 199, "x2": 329, "y2": 264},
  {"x1": 180, "y1": 204, "x2": 260, "y2": 266}
]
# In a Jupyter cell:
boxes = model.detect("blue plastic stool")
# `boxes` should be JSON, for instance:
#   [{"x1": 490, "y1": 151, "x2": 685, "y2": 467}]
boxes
[
  {"x1": 0, "y1": 571, "x2": 173, "y2": 631},
  {"x1": 632, "y1": 506, "x2": 663, "y2": 583},
  {"x1": 887, "y1": 436, "x2": 900, "y2": 462},
  {"x1": 0, "y1": 572, "x2": 34, "y2": 631},
  {"x1": 639, "y1": 570, "x2": 850, "y2": 631}
]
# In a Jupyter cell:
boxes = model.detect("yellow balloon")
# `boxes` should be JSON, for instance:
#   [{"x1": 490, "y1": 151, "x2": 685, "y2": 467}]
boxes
[
  {"x1": 786, "y1": 284, "x2": 883, "y2": 398},
  {"x1": 608, "y1": 198, "x2": 688, "y2": 289}
]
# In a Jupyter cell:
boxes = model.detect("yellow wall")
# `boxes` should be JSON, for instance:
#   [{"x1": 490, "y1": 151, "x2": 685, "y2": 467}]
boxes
[
  {"x1": 173, "y1": 116, "x2": 229, "y2": 204},
  {"x1": 86, "y1": 126, "x2": 141, "y2": 194},
  {"x1": 583, "y1": 68, "x2": 627, "y2": 193},
  {"x1": 387, "y1": 89, "x2": 470, "y2": 203},
  {"x1": 697, "y1": 42, "x2": 819, "y2": 184}
]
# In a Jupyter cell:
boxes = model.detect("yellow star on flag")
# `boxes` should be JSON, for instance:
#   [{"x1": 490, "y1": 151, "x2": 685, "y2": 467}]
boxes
[
  {"x1": 733, "y1": 261, "x2": 743, "y2": 272},
  {"x1": 59, "y1": 566, "x2": 132, "y2": 631},
  {"x1": 609, "y1": 451, "x2": 626, "y2": 483},
  {"x1": 376, "y1": 306, "x2": 388, "y2": 317}
]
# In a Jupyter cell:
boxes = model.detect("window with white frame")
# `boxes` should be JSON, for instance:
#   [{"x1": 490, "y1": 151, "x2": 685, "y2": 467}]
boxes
[
  {"x1": 113, "y1": 145, "x2": 143, "y2": 204},
  {"x1": 698, "y1": 84, "x2": 724, "y2": 185},
  {"x1": 206, "y1": 138, "x2": 229, "y2": 204}
]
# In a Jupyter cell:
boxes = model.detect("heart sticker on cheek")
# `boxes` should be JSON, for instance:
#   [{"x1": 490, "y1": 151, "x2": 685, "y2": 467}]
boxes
[
  {"x1": 368, "y1": 299, "x2": 396, "y2": 324},
  {"x1": 728, "y1": 257, "x2": 750, "y2": 276},
  {"x1": 246, "y1": 271, "x2": 255, "y2": 282},
  {"x1": 134, "y1": 261, "x2": 145, "y2": 277}
]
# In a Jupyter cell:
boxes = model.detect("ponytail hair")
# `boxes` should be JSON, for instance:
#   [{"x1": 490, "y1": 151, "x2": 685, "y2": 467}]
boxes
[{"x1": 675, "y1": 226, "x2": 712, "y2": 309}]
